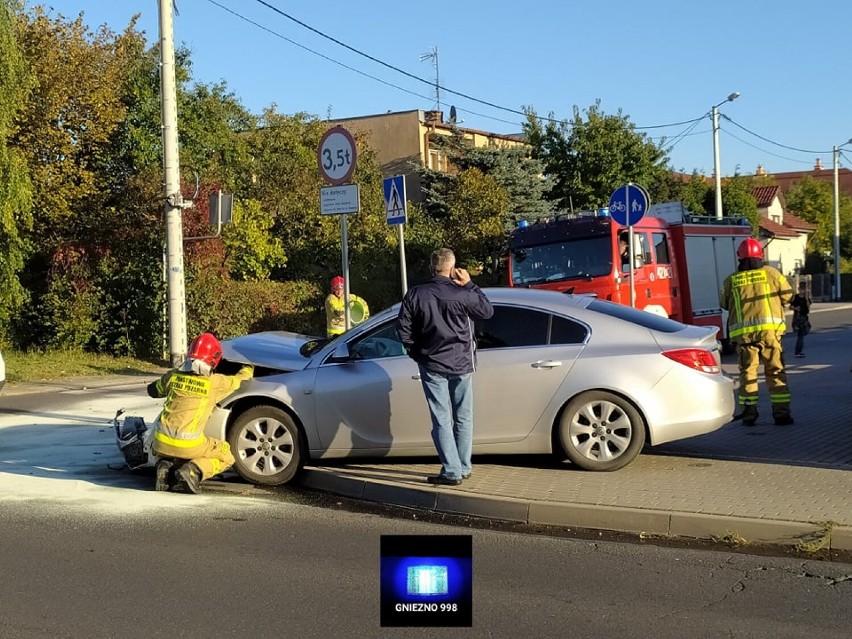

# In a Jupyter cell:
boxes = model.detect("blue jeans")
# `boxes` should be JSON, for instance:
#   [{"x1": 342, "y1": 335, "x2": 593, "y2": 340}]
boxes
[{"x1": 418, "y1": 367, "x2": 473, "y2": 480}]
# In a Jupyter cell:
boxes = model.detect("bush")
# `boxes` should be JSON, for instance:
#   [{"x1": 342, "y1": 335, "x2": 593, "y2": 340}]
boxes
[{"x1": 186, "y1": 270, "x2": 325, "y2": 339}]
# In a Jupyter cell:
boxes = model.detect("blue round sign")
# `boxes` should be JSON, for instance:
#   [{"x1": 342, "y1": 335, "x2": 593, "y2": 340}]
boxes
[{"x1": 608, "y1": 184, "x2": 649, "y2": 226}]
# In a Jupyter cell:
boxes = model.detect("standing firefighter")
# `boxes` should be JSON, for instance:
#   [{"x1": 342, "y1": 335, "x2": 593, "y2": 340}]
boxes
[
  {"x1": 148, "y1": 333, "x2": 253, "y2": 493},
  {"x1": 325, "y1": 275, "x2": 370, "y2": 337},
  {"x1": 720, "y1": 238, "x2": 794, "y2": 426}
]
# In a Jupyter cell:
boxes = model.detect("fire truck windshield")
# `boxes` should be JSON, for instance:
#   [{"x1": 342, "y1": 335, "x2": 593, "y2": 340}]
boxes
[{"x1": 510, "y1": 236, "x2": 614, "y2": 285}]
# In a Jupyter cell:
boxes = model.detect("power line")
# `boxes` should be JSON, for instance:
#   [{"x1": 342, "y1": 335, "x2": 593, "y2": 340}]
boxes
[
  {"x1": 204, "y1": 0, "x2": 836, "y2": 158},
  {"x1": 238, "y1": 0, "x2": 707, "y2": 131},
  {"x1": 660, "y1": 119, "x2": 706, "y2": 151},
  {"x1": 721, "y1": 115, "x2": 831, "y2": 155},
  {"x1": 248, "y1": 0, "x2": 533, "y2": 119},
  {"x1": 720, "y1": 128, "x2": 816, "y2": 166},
  {"x1": 203, "y1": 0, "x2": 438, "y2": 107}
]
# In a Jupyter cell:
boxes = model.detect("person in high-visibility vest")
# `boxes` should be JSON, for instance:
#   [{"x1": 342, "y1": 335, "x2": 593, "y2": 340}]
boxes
[
  {"x1": 148, "y1": 333, "x2": 253, "y2": 493},
  {"x1": 720, "y1": 238, "x2": 793, "y2": 426},
  {"x1": 325, "y1": 275, "x2": 369, "y2": 337}
]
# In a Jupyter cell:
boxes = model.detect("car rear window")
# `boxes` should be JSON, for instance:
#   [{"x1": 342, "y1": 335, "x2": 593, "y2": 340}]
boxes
[{"x1": 586, "y1": 299, "x2": 685, "y2": 333}]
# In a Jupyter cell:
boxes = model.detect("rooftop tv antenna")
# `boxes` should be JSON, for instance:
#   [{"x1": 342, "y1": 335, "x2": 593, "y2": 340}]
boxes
[{"x1": 419, "y1": 46, "x2": 440, "y2": 111}]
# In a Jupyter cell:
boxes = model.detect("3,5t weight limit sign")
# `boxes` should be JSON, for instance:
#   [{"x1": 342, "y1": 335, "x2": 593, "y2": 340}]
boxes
[{"x1": 318, "y1": 126, "x2": 357, "y2": 185}]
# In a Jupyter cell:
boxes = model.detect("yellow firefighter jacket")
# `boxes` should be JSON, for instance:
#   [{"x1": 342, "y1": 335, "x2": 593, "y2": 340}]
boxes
[
  {"x1": 325, "y1": 292, "x2": 369, "y2": 336},
  {"x1": 149, "y1": 366, "x2": 253, "y2": 450},
  {"x1": 720, "y1": 265, "x2": 792, "y2": 340}
]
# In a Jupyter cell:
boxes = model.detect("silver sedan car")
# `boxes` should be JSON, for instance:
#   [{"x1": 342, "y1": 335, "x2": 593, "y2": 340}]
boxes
[{"x1": 207, "y1": 288, "x2": 734, "y2": 485}]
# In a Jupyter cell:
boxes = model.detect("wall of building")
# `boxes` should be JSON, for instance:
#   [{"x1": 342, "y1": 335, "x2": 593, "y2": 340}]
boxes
[{"x1": 765, "y1": 235, "x2": 808, "y2": 276}]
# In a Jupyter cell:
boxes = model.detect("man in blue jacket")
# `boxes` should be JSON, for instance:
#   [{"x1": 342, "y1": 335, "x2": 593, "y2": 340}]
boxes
[{"x1": 396, "y1": 248, "x2": 494, "y2": 486}]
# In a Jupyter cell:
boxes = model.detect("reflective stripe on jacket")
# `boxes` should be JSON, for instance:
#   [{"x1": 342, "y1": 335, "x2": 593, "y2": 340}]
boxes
[
  {"x1": 720, "y1": 266, "x2": 792, "y2": 339},
  {"x1": 151, "y1": 366, "x2": 253, "y2": 447}
]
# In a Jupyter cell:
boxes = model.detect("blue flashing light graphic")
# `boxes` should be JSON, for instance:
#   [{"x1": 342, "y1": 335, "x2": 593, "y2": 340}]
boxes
[{"x1": 406, "y1": 565, "x2": 448, "y2": 596}]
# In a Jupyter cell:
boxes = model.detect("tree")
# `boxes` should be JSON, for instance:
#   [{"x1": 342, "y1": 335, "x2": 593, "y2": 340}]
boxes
[
  {"x1": 12, "y1": 8, "x2": 130, "y2": 243},
  {"x1": 223, "y1": 199, "x2": 287, "y2": 281},
  {"x1": 720, "y1": 174, "x2": 760, "y2": 234},
  {"x1": 0, "y1": 0, "x2": 33, "y2": 345},
  {"x1": 417, "y1": 127, "x2": 554, "y2": 231},
  {"x1": 441, "y1": 168, "x2": 509, "y2": 268},
  {"x1": 524, "y1": 101, "x2": 671, "y2": 212},
  {"x1": 785, "y1": 176, "x2": 852, "y2": 265},
  {"x1": 244, "y1": 110, "x2": 395, "y2": 285},
  {"x1": 662, "y1": 171, "x2": 711, "y2": 215}
]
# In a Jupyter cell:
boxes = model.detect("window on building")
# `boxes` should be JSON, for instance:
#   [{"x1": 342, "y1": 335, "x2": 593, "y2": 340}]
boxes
[{"x1": 428, "y1": 148, "x2": 447, "y2": 172}]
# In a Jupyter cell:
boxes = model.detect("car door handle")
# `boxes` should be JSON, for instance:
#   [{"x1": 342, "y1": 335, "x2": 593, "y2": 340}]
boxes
[
  {"x1": 531, "y1": 360, "x2": 562, "y2": 369},
  {"x1": 412, "y1": 374, "x2": 421, "y2": 380}
]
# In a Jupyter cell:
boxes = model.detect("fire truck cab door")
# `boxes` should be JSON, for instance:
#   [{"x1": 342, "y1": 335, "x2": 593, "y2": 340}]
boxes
[{"x1": 619, "y1": 230, "x2": 674, "y2": 318}]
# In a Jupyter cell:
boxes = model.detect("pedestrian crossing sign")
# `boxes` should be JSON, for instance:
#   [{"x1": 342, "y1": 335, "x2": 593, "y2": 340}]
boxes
[{"x1": 383, "y1": 175, "x2": 407, "y2": 225}]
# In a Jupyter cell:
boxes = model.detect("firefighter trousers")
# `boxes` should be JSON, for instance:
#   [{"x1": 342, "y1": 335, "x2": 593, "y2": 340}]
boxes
[
  {"x1": 152, "y1": 436, "x2": 235, "y2": 482},
  {"x1": 736, "y1": 332, "x2": 791, "y2": 418}
]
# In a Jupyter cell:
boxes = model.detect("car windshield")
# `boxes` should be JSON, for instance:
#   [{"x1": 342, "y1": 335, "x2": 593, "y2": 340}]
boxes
[
  {"x1": 299, "y1": 337, "x2": 331, "y2": 357},
  {"x1": 511, "y1": 236, "x2": 613, "y2": 285}
]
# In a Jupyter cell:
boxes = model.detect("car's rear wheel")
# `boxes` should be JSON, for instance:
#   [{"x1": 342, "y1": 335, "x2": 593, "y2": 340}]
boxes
[
  {"x1": 557, "y1": 391, "x2": 645, "y2": 471},
  {"x1": 227, "y1": 405, "x2": 303, "y2": 485}
]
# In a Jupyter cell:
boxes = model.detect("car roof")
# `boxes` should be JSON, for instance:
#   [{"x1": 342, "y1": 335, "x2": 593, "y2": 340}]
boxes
[{"x1": 481, "y1": 287, "x2": 592, "y2": 311}]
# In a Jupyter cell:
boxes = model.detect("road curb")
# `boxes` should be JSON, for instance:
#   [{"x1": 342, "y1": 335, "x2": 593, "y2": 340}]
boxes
[{"x1": 299, "y1": 468, "x2": 852, "y2": 551}]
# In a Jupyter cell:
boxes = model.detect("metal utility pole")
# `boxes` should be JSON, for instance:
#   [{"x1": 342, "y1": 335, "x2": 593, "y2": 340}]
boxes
[
  {"x1": 159, "y1": 0, "x2": 187, "y2": 365},
  {"x1": 711, "y1": 92, "x2": 740, "y2": 220},
  {"x1": 833, "y1": 145, "x2": 841, "y2": 300}
]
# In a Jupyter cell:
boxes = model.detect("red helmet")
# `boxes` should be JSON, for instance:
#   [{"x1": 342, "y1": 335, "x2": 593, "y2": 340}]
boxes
[
  {"x1": 331, "y1": 276, "x2": 345, "y2": 290},
  {"x1": 737, "y1": 237, "x2": 764, "y2": 260},
  {"x1": 187, "y1": 333, "x2": 223, "y2": 368}
]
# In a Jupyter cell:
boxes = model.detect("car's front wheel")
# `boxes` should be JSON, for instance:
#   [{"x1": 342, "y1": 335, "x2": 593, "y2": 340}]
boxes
[
  {"x1": 227, "y1": 405, "x2": 303, "y2": 485},
  {"x1": 556, "y1": 391, "x2": 645, "y2": 471}
]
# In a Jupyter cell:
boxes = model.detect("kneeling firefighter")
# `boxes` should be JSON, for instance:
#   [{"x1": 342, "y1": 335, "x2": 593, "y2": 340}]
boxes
[{"x1": 147, "y1": 333, "x2": 253, "y2": 493}]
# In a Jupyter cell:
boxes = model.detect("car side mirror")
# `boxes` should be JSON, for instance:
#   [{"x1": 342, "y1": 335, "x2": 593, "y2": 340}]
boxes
[{"x1": 329, "y1": 342, "x2": 353, "y2": 361}]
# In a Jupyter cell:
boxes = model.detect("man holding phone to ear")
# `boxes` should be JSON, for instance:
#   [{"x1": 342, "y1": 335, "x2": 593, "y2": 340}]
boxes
[{"x1": 396, "y1": 248, "x2": 494, "y2": 486}]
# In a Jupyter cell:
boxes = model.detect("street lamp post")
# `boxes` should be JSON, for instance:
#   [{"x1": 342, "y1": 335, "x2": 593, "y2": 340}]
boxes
[
  {"x1": 832, "y1": 138, "x2": 852, "y2": 300},
  {"x1": 712, "y1": 92, "x2": 741, "y2": 220}
]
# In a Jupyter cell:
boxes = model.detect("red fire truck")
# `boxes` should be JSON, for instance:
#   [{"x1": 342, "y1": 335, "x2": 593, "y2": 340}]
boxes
[{"x1": 503, "y1": 202, "x2": 752, "y2": 343}]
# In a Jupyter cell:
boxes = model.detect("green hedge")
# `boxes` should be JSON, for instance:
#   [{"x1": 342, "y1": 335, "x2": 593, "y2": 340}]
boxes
[{"x1": 186, "y1": 271, "x2": 325, "y2": 340}]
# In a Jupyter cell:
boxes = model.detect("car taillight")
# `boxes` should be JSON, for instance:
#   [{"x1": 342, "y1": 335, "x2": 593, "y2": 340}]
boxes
[{"x1": 662, "y1": 348, "x2": 720, "y2": 374}]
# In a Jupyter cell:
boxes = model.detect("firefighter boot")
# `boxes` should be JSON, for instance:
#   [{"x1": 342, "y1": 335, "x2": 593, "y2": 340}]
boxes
[
  {"x1": 733, "y1": 405, "x2": 758, "y2": 427},
  {"x1": 154, "y1": 458, "x2": 175, "y2": 492},
  {"x1": 773, "y1": 406, "x2": 794, "y2": 426},
  {"x1": 172, "y1": 462, "x2": 202, "y2": 494}
]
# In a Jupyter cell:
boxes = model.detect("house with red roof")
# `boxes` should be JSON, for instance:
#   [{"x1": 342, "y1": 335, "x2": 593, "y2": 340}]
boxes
[
  {"x1": 752, "y1": 185, "x2": 816, "y2": 276},
  {"x1": 749, "y1": 160, "x2": 852, "y2": 199}
]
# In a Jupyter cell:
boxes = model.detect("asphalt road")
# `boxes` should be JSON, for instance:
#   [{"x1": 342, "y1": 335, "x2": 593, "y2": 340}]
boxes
[{"x1": 1, "y1": 494, "x2": 851, "y2": 639}]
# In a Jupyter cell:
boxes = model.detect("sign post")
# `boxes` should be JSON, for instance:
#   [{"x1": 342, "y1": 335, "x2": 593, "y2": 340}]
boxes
[
  {"x1": 383, "y1": 175, "x2": 408, "y2": 295},
  {"x1": 608, "y1": 183, "x2": 650, "y2": 308},
  {"x1": 318, "y1": 126, "x2": 358, "y2": 330}
]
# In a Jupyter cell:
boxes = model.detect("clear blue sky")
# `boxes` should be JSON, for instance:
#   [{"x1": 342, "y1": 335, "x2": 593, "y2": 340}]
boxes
[{"x1": 31, "y1": 0, "x2": 852, "y2": 177}]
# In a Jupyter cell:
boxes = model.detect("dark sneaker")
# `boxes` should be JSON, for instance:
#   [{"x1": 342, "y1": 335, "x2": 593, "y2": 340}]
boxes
[
  {"x1": 154, "y1": 459, "x2": 174, "y2": 492},
  {"x1": 795, "y1": 353, "x2": 805, "y2": 358},
  {"x1": 173, "y1": 462, "x2": 202, "y2": 494},
  {"x1": 774, "y1": 416, "x2": 794, "y2": 426},
  {"x1": 742, "y1": 419, "x2": 757, "y2": 427},
  {"x1": 427, "y1": 474, "x2": 462, "y2": 486},
  {"x1": 462, "y1": 473, "x2": 471, "y2": 480}
]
